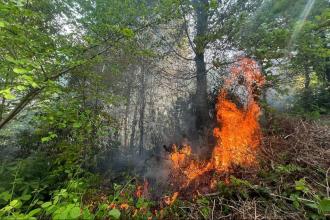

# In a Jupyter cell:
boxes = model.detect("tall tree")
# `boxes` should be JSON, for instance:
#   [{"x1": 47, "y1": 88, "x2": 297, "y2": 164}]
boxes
[
  {"x1": 193, "y1": 0, "x2": 210, "y2": 133},
  {"x1": 178, "y1": 0, "x2": 262, "y2": 136}
]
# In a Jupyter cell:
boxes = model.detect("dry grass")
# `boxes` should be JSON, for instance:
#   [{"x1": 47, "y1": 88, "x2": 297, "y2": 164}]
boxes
[
  {"x1": 261, "y1": 115, "x2": 329, "y2": 172},
  {"x1": 173, "y1": 115, "x2": 330, "y2": 220}
]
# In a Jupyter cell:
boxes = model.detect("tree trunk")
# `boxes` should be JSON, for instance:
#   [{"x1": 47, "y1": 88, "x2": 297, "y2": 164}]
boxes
[
  {"x1": 193, "y1": 0, "x2": 210, "y2": 133},
  {"x1": 194, "y1": 53, "x2": 209, "y2": 132},
  {"x1": 0, "y1": 87, "x2": 41, "y2": 130},
  {"x1": 124, "y1": 74, "x2": 133, "y2": 148},
  {"x1": 303, "y1": 65, "x2": 311, "y2": 110},
  {"x1": 129, "y1": 102, "x2": 139, "y2": 150},
  {"x1": 0, "y1": 72, "x2": 10, "y2": 121},
  {"x1": 304, "y1": 66, "x2": 311, "y2": 90},
  {"x1": 326, "y1": 57, "x2": 330, "y2": 83},
  {"x1": 138, "y1": 66, "x2": 146, "y2": 155}
]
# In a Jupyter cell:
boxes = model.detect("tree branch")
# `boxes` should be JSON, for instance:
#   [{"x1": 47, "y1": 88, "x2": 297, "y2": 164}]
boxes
[
  {"x1": 0, "y1": 34, "x2": 125, "y2": 130},
  {"x1": 179, "y1": 1, "x2": 197, "y2": 54}
]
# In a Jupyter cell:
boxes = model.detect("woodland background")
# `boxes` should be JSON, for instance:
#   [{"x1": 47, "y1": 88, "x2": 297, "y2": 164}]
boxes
[{"x1": 0, "y1": 0, "x2": 329, "y2": 219}]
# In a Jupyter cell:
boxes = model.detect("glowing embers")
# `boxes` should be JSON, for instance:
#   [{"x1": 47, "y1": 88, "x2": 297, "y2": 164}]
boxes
[{"x1": 169, "y1": 144, "x2": 212, "y2": 188}]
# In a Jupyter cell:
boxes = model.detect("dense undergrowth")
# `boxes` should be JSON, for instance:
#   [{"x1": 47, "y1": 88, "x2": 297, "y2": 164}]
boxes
[
  {"x1": 0, "y1": 1, "x2": 329, "y2": 219},
  {"x1": 0, "y1": 113, "x2": 329, "y2": 219}
]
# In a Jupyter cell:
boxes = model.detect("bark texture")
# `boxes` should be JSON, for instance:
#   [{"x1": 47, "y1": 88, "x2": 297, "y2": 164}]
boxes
[{"x1": 193, "y1": 0, "x2": 210, "y2": 133}]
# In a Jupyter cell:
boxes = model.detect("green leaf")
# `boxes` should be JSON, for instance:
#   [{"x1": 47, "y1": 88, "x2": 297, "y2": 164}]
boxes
[
  {"x1": 54, "y1": 211, "x2": 68, "y2": 220},
  {"x1": 0, "y1": 191, "x2": 11, "y2": 202},
  {"x1": 45, "y1": 205, "x2": 56, "y2": 214},
  {"x1": 13, "y1": 67, "x2": 29, "y2": 74},
  {"x1": 290, "y1": 194, "x2": 300, "y2": 209},
  {"x1": 210, "y1": 0, "x2": 218, "y2": 9},
  {"x1": 73, "y1": 122, "x2": 82, "y2": 128},
  {"x1": 41, "y1": 201, "x2": 52, "y2": 208},
  {"x1": 19, "y1": 194, "x2": 31, "y2": 201},
  {"x1": 5, "y1": 56, "x2": 16, "y2": 63},
  {"x1": 295, "y1": 178, "x2": 309, "y2": 193},
  {"x1": 0, "y1": 89, "x2": 16, "y2": 100},
  {"x1": 82, "y1": 208, "x2": 93, "y2": 219},
  {"x1": 2, "y1": 204, "x2": 13, "y2": 212},
  {"x1": 136, "y1": 198, "x2": 149, "y2": 209},
  {"x1": 305, "y1": 202, "x2": 318, "y2": 210},
  {"x1": 108, "y1": 208, "x2": 121, "y2": 220},
  {"x1": 27, "y1": 208, "x2": 41, "y2": 217},
  {"x1": 10, "y1": 199, "x2": 22, "y2": 208},
  {"x1": 41, "y1": 137, "x2": 51, "y2": 143},
  {"x1": 319, "y1": 199, "x2": 330, "y2": 213},
  {"x1": 15, "y1": 85, "x2": 26, "y2": 91},
  {"x1": 22, "y1": 75, "x2": 39, "y2": 88},
  {"x1": 41, "y1": 132, "x2": 57, "y2": 143},
  {"x1": 122, "y1": 28, "x2": 134, "y2": 38},
  {"x1": 53, "y1": 205, "x2": 71, "y2": 220},
  {"x1": 69, "y1": 206, "x2": 81, "y2": 219}
]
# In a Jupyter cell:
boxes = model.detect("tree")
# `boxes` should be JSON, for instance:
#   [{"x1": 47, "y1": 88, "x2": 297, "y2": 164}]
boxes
[
  {"x1": 175, "y1": 0, "x2": 262, "y2": 138},
  {"x1": 0, "y1": 0, "x2": 178, "y2": 131},
  {"x1": 239, "y1": 0, "x2": 329, "y2": 112}
]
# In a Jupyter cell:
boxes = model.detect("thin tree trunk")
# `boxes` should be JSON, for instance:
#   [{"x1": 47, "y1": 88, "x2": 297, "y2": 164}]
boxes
[
  {"x1": 326, "y1": 57, "x2": 330, "y2": 83},
  {"x1": 129, "y1": 101, "x2": 139, "y2": 150},
  {"x1": 193, "y1": 0, "x2": 210, "y2": 133},
  {"x1": 304, "y1": 66, "x2": 311, "y2": 90},
  {"x1": 124, "y1": 75, "x2": 133, "y2": 147},
  {"x1": 138, "y1": 66, "x2": 146, "y2": 155},
  {"x1": 0, "y1": 72, "x2": 12, "y2": 122},
  {"x1": 0, "y1": 88, "x2": 41, "y2": 130},
  {"x1": 303, "y1": 65, "x2": 311, "y2": 110},
  {"x1": 195, "y1": 53, "x2": 209, "y2": 131},
  {"x1": 0, "y1": 98, "x2": 5, "y2": 122}
]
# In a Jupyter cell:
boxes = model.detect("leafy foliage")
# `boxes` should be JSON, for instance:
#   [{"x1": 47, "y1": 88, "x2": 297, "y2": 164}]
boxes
[{"x1": 0, "y1": 0, "x2": 329, "y2": 219}]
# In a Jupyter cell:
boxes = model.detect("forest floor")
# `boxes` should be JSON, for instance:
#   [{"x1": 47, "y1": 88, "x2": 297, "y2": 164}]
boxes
[
  {"x1": 318, "y1": 115, "x2": 330, "y2": 126},
  {"x1": 84, "y1": 114, "x2": 330, "y2": 219}
]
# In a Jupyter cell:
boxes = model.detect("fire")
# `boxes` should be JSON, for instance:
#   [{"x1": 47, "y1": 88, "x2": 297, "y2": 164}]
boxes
[
  {"x1": 212, "y1": 91, "x2": 261, "y2": 171},
  {"x1": 135, "y1": 179, "x2": 149, "y2": 198},
  {"x1": 163, "y1": 192, "x2": 179, "y2": 205},
  {"x1": 212, "y1": 58, "x2": 265, "y2": 171},
  {"x1": 120, "y1": 203, "x2": 129, "y2": 210},
  {"x1": 168, "y1": 144, "x2": 212, "y2": 187},
  {"x1": 168, "y1": 57, "x2": 265, "y2": 192},
  {"x1": 169, "y1": 144, "x2": 191, "y2": 169},
  {"x1": 135, "y1": 185, "x2": 143, "y2": 198}
]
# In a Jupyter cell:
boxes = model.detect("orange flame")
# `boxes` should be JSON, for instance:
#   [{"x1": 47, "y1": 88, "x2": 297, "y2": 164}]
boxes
[
  {"x1": 164, "y1": 192, "x2": 179, "y2": 205},
  {"x1": 168, "y1": 58, "x2": 265, "y2": 190},
  {"x1": 135, "y1": 179, "x2": 149, "y2": 198},
  {"x1": 169, "y1": 144, "x2": 191, "y2": 169},
  {"x1": 212, "y1": 58, "x2": 264, "y2": 171},
  {"x1": 120, "y1": 203, "x2": 129, "y2": 210}
]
